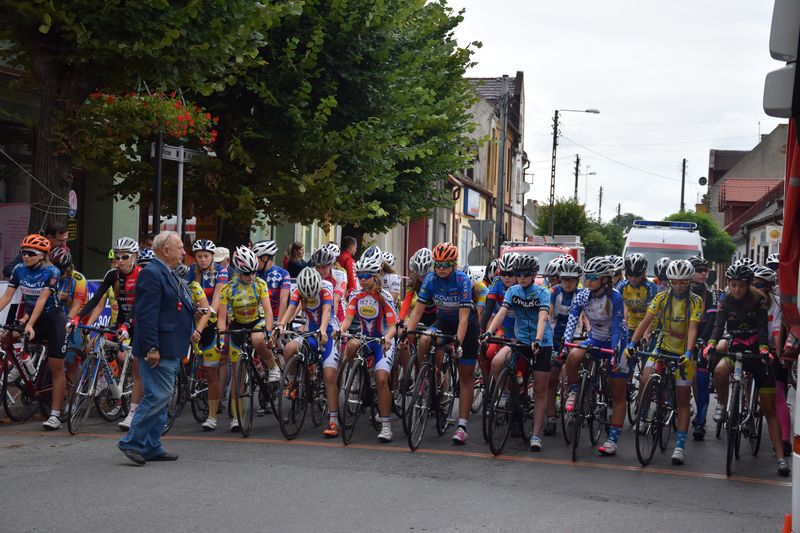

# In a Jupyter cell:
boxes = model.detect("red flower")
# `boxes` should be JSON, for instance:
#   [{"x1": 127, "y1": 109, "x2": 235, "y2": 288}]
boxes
[{"x1": 205, "y1": 112, "x2": 212, "y2": 120}]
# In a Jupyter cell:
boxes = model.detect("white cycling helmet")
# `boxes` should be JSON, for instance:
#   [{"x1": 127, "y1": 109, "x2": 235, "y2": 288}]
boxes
[
  {"x1": 766, "y1": 253, "x2": 780, "y2": 270},
  {"x1": 515, "y1": 254, "x2": 539, "y2": 274},
  {"x1": 382, "y1": 251, "x2": 396, "y2": 267},
  {"x1": 356, "y1": 254, "x2": 382, "y2": 275},
  {"x1": 608, "y1": 255, "x2": 624, "y2": 273},
  {"x1": 584, "y1": 256, "x2": 614, "y2": 278},
  {"x1": 559, "y1": 261, "x2": 583, "y2": 278},
  {"x1": 666, "y1": 259, "x2": 694, "y2": 281},
  {"x1": 175, "y1": 263, "x2": 189, "y2": 277},
  {"x1": 753, "y1": 265, "x2": 777, "y2": 285},
  {"x1": 251, "y1": 240, "x2": 278, "y2": 258},
  {"x1": 232, "y1": 246, "x2": 258, "y2": 274},
  {"x1": 297, "y1": 267, "x2": 322, "y2": 298},
  {"x1": 323, "y1": 243, "x2": 340, "y2": 258},
  {"x1": 498, "y1": 252, "x2": 520, "y2": 273},
  {"x1": 654, "y1": 257, "x2": 672, "y2": 280},
  {"x1": 311, "y1": 246, "x2": 337, "y2": 266},
  {"x1": 192, "y1": 239, "x2": 216, "y2": 253},
  {"x1": 409, "y1": 248, "x2": 433, "y2": 277},
  {"x1": 362, "y1": 245, "x2": 382, "y2": 261},
  {"x1": 543, "y1": 258, "x2": 563, "y2": 278},
  {"x1": 113, "y1": 237, "x2": 139, "y2": 254}
]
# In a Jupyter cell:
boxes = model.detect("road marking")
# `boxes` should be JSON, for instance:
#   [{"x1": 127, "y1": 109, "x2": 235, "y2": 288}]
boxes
[{"x1": 3, "y1": 429, "x2": 790, "y2": 487}]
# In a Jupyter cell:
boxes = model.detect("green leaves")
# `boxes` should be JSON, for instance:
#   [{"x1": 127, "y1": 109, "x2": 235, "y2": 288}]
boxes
[{"x1": 663, "y1": 211, "x2": 735, "y2": 264}]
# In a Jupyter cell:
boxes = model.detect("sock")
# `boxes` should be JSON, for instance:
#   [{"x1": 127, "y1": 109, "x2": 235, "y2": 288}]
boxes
[
  {"x1": 775, "y1": 381, "x2": 792, "y2": 442},
  {"x1": 693, "y1": 368, "x2": 710, "y2": 427},
  {"x1": 129, "y1": 403, "x2": 139, "y2": 414},
  {"x1": 207, "y1": 400, "x2": 219, "y2": 420},
  {"x1": 676, "y1": 431, "x2": 688, "y2": 449},
  {"x1": 458, "y1": 418, "x2": 468, "y2": 429},
  {"x1": 609, "y1": 425, "x2": 622, "y2": 443},
  {"x1": 231, "y1": 399, "x2": 240, "y2": 417},
  {"x1": 50, "y1": 409, "x2": 60, "y2": 418},
  {"x1": 381, "y1": 416, "x2": 391, "y2": 430},
  {"x1": 329, "y1": 411, "x2": 339, "y2": 425}
]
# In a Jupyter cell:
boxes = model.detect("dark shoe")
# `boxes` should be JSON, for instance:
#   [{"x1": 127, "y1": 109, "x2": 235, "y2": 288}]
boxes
[
  {"x1": 120, "y1": 447, "x2": 146, "y2": 465},
  {"x1": 543, "y1": 417, "x2": 557, "y2": 436},
  {"x1": 783, "y1": 441, "x2": 792, "y2": 458},
  {"x1": 692, "y1": 425, "x2": 705, "y2": 441},
  {"x1": 148, "y1": 451, "x2": 179, "y2": 462}
]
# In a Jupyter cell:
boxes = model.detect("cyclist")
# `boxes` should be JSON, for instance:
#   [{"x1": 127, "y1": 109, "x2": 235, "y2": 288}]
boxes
[
  {"x1": 608, "y1": 255, "x2": 624, "y2": 287},
  {"x1": 312, "y1": 246, "x2": 346, "y2": 325},
  {"x1": 325, "y1": 243, "x2": 349, "y2": 306},
  {"x1": 482, "y1": 258, "x2": 498, "y2": 288},
  {"x1": 50, "y1": 247, "x2": 88, "y2": 382},
  {"x1": 482, "y1": 253, "x2": 553, "y2": 451},
  {"x1": 397, "y1": 248, "x2": 436, "y2": 375},
  {"x1": 542, "y1": 258, "x2": 562, "y2": 289},
  {"x1": 217, "y1": 246, "x2": 274, "y2": 432},
  {"x1": 275, "y1": 267, "x2": 339, "y2": 437},
  {"x1": 562, "y1": 256, "x2": 626, "y2": 456},
  {"x1": 381, "y1": 251, "x2": 402, "y2": 304},
  {"x1": 78, "y1": 237, "x2": 143, "y2": 430},
  {"x1": 253, "y1": 239, "x2": 291, "y2": 379},
  {"x1": 462, "y1": 264, "x2": 489, "y2": 322},
  {"x1": 653, "y1": 257, "x2": 671, "y2": 293},
  {"x1": 687, "y1": 255, "x2": 718, "y2": 441},
  {"x1": 404, "y1": 242, "x2": 480, "y2": 445},
  {"x1": 337, "y1": 254, "x2": 398, "y2": 442},
  {"x1": 0, "y1": 234, "x2": 67, "y2": 430},
  {"x1": 626, "y1": 259, "x2": 703, "y2": 465},
  {"x1": 704, "y1": 261, "x2": 790, "y2": 476},
  {"x1": 137, "y1": 248, "x2": 155, "y2": 267},
  {"x1": 544, "y1": 259, "x2": 583, "y2": 436}
]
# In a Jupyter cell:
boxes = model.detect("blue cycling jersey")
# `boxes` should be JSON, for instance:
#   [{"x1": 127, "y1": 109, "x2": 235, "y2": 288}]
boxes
[
  {"x1": 417, "y1": 270, "x2": 476, "y2": 323},
  {"x1": 502, "y1": 283, "x2": 553, "y2": 346},
  {"x1": 9, "y1": 263, "x2": 62, "y2": 317},
  {"x1": 563, "y1": 287, "x2": 625, "y2": 349},
  {"x1": 185, "y1": 263, "x2": 229, "y2": 301},
  {"x1": 487, "y1": 278, "x2": 516, "y2": 335},
  {"x1": 551, "y1": 285, "x2": 577, "y2": 339}
]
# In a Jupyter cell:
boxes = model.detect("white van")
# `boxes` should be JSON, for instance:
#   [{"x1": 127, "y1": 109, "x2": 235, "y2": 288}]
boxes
[{"x1": 622, "y1": 220, "x2": 704, "y2": 277}]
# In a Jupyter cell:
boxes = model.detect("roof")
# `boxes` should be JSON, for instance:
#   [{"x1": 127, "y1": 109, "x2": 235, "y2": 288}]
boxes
[
  {"x1": 724, "y1": 180, "x2": 784, "y2": 234},
  {"x1": 466, "y1": 72, "x2": 525, "y2": 139},
  {"x1": 468, "y1": 77, "x2": 518, "y2": 102},
  {"x1": 720, "y1": 124, "x2": 788, "y2": 182},
  {"x1": 718, "y1": 179, "x2": 782, "y2": 208}
]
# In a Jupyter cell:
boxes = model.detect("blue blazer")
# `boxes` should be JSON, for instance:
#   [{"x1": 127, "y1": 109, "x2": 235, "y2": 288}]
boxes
[{"x1": 132, "y1": 258, "x2": 195, "y2": 359}]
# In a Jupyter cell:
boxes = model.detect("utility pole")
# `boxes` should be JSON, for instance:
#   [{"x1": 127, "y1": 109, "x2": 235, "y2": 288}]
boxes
[
  {"x1": 617, "y1": 203, "x2": 621, "y2": 220},
  {"x1": 495, "y1": 75, "x2": 509, "y2": 256},
  {"x1": 153, "y1": 131, "x2": 163, "y2": 233},
  {"x1": 573, "y1": 154, "x2": 580, "y2": 202},
  {"x1": 680, "y1": 158, "x2": 687, "y2": 212},
  {"x1": 548, "y1": 109, "x2": 560, "y2": 236},
  {"x1": 598, "y1": 187, "x2": 604, "y2": 223}
]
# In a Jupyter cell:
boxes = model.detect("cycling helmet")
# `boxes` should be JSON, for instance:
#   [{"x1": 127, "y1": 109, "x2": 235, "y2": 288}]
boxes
[
  {"x1": 666, "y1": 259, "x2": 694, "y2": 281},
  {"x1": 583, "y1": 256, "x2": 615, "y2": 278},
  {"x1": 232, "y1": 245, "x2": 258, "y2": 274},
  {"x1": 753, "y1": 265, "x2": 777, "y2": 285},
  {"x1": 21, "y1": 234, "x2": 51, "y2": 253},
  {"x1": 737, "y1": 257, "x2": 756, "y2": 268},
  {"x1": 766, "y1": 253, "x2": 780, "y2": 270},
  {"x1": 175, "y1": 263, "x2": 189, "y2": 277},
  {"x1": 559, "y1": 261, "x2": 583, "y2": 278},
  {"x1": 113, "y1": 237, "x2": 139, "y2": 253},
  {"x1": 486, "y1": 259, "x2": 499, "y2": 276},
  {"x1": 323, "y1": 243, "x2": 340, "y2": 258},
  {"x1": 251, "y1": 240, "x2": 278, "y2": 258},
  {"x1": 382, "y1": 251, "x2": 396, "y2": 268},
  {"x1": 49, "y1": 246, "x2": 72, "y2": 269},
  {"x1": 654, "y1": 257, "x2": 671, "y2": 280},
  {"x1": 515, "y1": 254, "x2": 539, "y2": 274},
  {"x1": 608, "y1": 255, "x2": 624, "y2": 273},
  {"x1": 409, "y1": 248, "x2": 433, "y2": 276},
  {"x1": 558, "y1": 254, "x2": 576, "y2": 264},
  {"x1": 688, "y1": 255, "x2": 708, "y2": 269},
  {"x1": 355, "y1": 254, "x2": 383, "y2": 275},
  {"x1": 192, "y1": 239, "x2": 216, "y2": 253},
  {"x1": 726, "y1": 261, "x2": 754, "y2": 281},
  {"x1": 137, "y1": 248, "x2": 155, "y2": 266},
  {"x1": 362, "y1": 245, "x2": 383, "y2": 261},
  {"x1": 543, "y1": 258, "x2": 563, "y2": 278},
  {"x1": 297, "y1": 267, "x2": 322, "y2": 298},
  {"x1": 311, "y1": 246, "x2": 337, "y2": 266},
  {"x1": 497, "y1": 252, "x2": 520, "y2": 273},
  {"x1": 432, "y1": 242, "x2": 458, "y2": 263},
  {"x1": 624, "y1": 253, "x2": 648, "y2": 276}
]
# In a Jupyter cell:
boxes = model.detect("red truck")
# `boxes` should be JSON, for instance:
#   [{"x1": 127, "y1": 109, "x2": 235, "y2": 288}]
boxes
[{"x1": 499, "y1": 236, "x2": 585, "y2": 285}]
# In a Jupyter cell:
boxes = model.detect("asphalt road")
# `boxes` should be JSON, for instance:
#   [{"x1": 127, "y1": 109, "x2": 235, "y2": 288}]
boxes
[{"x1": 0, "y1": 398, "x2": 790, "y2": 533}]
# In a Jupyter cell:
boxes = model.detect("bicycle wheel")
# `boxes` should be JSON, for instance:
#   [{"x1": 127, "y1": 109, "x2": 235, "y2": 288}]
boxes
[
  {"x1": 118, "y1": 355, "x2": 134, "y2": 417},
  {"x1": 236, "y1": 360, "x2": 255, "y2": 437},
  {"x1": 635, "y1": 376, "x2": 659, "y2": 466},
  {"x1": 406, "y1": 362, "x2": 433, "y2": 451},
  {"x1": 749, "y1": 396, "x2": 763, "y2": 456},
  {"x1": 471, "y1": 363, "x2": 485, "y2": 414},
  {"x1": 190, "y1": 375, "x2": 210, "y2": 423},
  {"x1": 726, "y1": 382, "x2": 740, "y2": 477},
  {"x1": 435, "y1": 359, "x2": 457, "y2": 436},
  {"x1": 309, "y1": 361, "x2": 327, "y2": 428},
  {"x1": 277, "y1": 355, "x2": 308, "y2": 440},
  {"x1": 481, "y1": 373, "x2": 495, "y2": 443},
  {"x1": 487, "y1": 367, "x2": 514, "y2": 456},
  {"x1": 519, "y1": 373, "x2": 535, "y2": 444},
  {"x1": 2, "y1": 359, "x2": 39, "y2": 422},
  {"x1": 658, "y1": 375, "x2": 675, "y2": 452},
  {"x1": 162, "y1": 366, "x2": 185, "y2": 436},
  {"x1": 571, "y1": 374, "x2": 590, "y2": 462},
  {"x1": 589, "y1": 372, "x2": 609, "y2": 446},
  {"x1": 68, "y1": 358, "x2": 97, "y2": 435},
  {"x1": 37, "y1": 361, "x2": 54, "y2": 418},
  {"x1": 734, "y1": 383, "x2": 744, "y2": 460},
  {"x1": 560, "y1": 375, "x2": 574, "y2": 445},
  {"x1": 398, "y1": 356, "x2": 418, "y2": 423},
  {"x1": 626, "y1": 359, "x2": 641, "y2": 425},
  {"x1": 341, "y1": 360, "x2": 366, "y2": 445}
]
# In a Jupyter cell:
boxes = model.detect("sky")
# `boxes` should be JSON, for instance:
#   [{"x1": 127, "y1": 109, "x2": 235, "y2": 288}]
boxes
[{"x1": 449, "y1": 1, "x2": 786, "y2": 222}]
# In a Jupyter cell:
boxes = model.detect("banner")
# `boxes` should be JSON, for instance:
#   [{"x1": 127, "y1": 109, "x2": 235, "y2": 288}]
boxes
[
  {"x1": 1, "y1": 279, "x2": 112, "y2": 326},
  {"x1": 0, "y1": 203, "x2": 31, "y2": 280}
]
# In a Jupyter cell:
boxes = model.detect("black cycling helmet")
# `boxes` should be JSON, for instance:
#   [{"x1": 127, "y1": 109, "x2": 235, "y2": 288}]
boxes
[
  {"x1": 624, "y1": 253, "x2": 647, "y2": 276},
  {"x1": 726, "y1": 261, "x2": 754, "y2": 281},
  {"x1": 688, "y1": 255, "x2": 708, "y2": 269}
]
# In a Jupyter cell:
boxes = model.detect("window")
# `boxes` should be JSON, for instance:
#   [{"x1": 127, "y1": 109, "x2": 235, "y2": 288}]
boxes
[{"x1": 437, "y1": 222, "x2": 447, "y2": 245}]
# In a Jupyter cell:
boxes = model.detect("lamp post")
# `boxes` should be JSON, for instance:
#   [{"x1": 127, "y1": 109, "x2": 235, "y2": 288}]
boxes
[
  {"x1": 549, "y1": 108, "x2": 600, "y2": 236},
  {"x1": 581, "y1": 165, "x2": 597, "y2": 204}
]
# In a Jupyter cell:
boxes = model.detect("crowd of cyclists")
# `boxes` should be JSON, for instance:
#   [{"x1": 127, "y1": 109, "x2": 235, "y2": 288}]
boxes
[{"x1": 0, "y1": 228, "x2": 795, "y2": 477}]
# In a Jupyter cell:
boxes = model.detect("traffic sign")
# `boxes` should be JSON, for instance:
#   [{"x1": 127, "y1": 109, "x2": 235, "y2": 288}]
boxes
[
  {"x1": 468, "y1": 219, "x2": 495, "y2": 244},
  {"x1": 150, "y1": 143, "x2": 205, "y2": 162},
  {"x1": 467, "y1": 245, "x2": 492, "y2": 266}
]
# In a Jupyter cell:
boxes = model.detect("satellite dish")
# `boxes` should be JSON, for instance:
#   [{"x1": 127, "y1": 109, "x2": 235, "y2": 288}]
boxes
[
  {"x1": 520, "y1": 182, "x2": 531, "y2": 193},
  {"x1": 698, "y1": 176, "x2": 708, "y2": 186}
]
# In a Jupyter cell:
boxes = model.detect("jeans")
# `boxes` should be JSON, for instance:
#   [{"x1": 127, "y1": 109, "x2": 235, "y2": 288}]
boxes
[{"x1": 119, "y1": 356, "x2": 179, "y2": 459}]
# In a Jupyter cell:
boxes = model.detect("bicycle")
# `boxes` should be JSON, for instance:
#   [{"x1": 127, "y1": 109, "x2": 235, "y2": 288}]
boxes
[
  {"x1": 338, "y1": 332, "x2": 387, "y2": 445},
  {"x1": 563, "y1": 341, "x2": 614, "y2": 462},
  {"x1": 1, "y1": 323, "x2": 57, "y2": 422},
  {"x1": 276, "y1": 330, "x2": 326, "y2": 440},
  {"x1": 556, "y1": 335, "x2": 585, "y2": 445},
  {"x1": 481, "y1": 336, "x2": 535, "y2": 456},
  {"x1": 625, "y1": 332, "x2": 657, "y2": 426},
  {"x1": 633, "y1": 349, "x2": 681, "y2": 466},
  {"x1": 393, "y1": 326, "x2": 419, "y2": 422},
  {"x1": 404, "y1": 328, "x2": 459, "y2": 451}
]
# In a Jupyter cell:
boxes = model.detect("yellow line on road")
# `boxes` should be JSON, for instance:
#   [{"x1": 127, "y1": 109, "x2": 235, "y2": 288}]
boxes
[{"x1": 3, "y1": 429, "x2": 790, "y2": 488}]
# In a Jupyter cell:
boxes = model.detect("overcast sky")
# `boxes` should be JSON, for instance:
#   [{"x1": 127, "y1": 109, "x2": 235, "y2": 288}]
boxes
[{"x1": 450, "y1": 1, "x2": 786, "y2": 222}]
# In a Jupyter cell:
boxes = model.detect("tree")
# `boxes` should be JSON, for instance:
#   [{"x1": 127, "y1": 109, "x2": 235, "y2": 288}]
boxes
[
  {"x1": 663, "y1": 210, "x2": 735, "y2": 263},
  {"x1": 610, "y1": 212, "x2": 643, "y2": 233},
  {"x1": 0, "y1": 0, "x2": 296, "y2": 231},
  {"x1": 534, "y1": 198, "x2": 591, "y2": 237}
]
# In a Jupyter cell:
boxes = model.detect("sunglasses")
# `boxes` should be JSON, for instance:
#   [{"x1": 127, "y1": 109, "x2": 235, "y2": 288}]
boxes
[
  {"x1": 500, "y1": 271, "x2": 516, "y2": 277},
  {"x1": 670, "y1": 279, "x2": 690, "y2": 286},
  {"x1": 584, "y1": 273, "x2": 600, "y2": 281},
  {"x1": 21, "y1": 250, "x2": 42, "y2": 258},
  {"x1": 434, "y1": 262, "x2": 454, "y2": 269},
  {"x1": 116, "y1": 254, "x2": 133, "y2": 261},
  {"x1": 694, "y1": 268, "x2": 708, "y2": 273},
  {"x1": 753, "y1": 282, "x2": 767, "y2": 289},
  {"x1": 516, "y1": 271, "x2": 535, "y2": 278},
  {"x1": 356, "y1": 273, "x2": 374, "y2": 280}
]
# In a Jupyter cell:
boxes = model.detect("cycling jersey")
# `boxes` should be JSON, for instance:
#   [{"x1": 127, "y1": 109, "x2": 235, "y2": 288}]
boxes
[
  {"x1": 259, "y1": 265, "x2": 291, "y2": 319},
  {"x1": 550, "y1": 285, "x2": 577, "y2": 340},
  {"x1": 381, "y1": 272, "x2": 402, "y2": 297},
  {"x1": 219, "y1": 277, "x2": 270, "y2": 324},
  {"x1": 766, "y1": 292, "x2": 781, "y2": 350},
  {"x1": 709, "y1": 291, "x2": 769, "y2": 350},
  {"x1": 346, "y1": 288, "x2": 397, "y2": 337},
  {"x1": 417, "y1": 270, "x2": 476, "y2": 323},
  {"x1": 474, "y1": 279, "x2": 489, "y2": 310},
  {"x1": 399, "y1": 287, "x2": 438, "y2": 325},
  {"x1": 80, "y1": 266, "x2": 142, "y2": 328},
  {"x1": 501, "y1": 283, "x2": 553, "y2": 346},
  {"x1": 690, "y1": 284, "x2": 718, "y2": 342},
  {"x1": 9, "y1": 262, "x2": 61, "y2": 317},
  {"x1": 487, "y1": 278, "x2": 516, "y2": 335},
  {"x1": 288, "y1": 282, "x2": 334, "y2": 331},
  {"x1": 616, "y1": 279, "x2": 658, "y2": 331},
  {"x1": 56, "y1": 270, "x2": 88, "y2": 315},
  {"x1": 647, "y1": 290, "x2": 703, "y2": 355},
  {"x1": 106, "y1": 287, "x2": 119, "y2": 325},
  {"x1": 563, "y1": 288, "x2": 625, "y2": 349},
  {"x1": 320, "y1": 273, "x2": 345, "y2": 323},
  {"x1": 186, "y1": 263, "x2": 228, "y2": 301}
]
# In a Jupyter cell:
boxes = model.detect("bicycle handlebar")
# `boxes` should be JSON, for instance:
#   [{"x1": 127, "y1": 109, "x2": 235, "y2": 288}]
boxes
[
  {"x1": 481, "y1": 336, "x2": 528, "y2": 349},
  {"x1": 563, "y1": 341, "x2": 614, "y2": 355},
  {"x1": 338, "y1": 331, "x2": 383, "y2": 344}
]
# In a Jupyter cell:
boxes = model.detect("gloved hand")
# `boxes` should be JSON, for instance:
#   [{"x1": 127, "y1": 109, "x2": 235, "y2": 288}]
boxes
[
  {"x1": 759, "y1": 346, "x2": 773, "y2": 362},
  {"x1": 479, "y1": 332, "x2": 491, "y2": 343},
  {"x1": 532, "y1": 340, "x2": 541, "y2": 353},
  {"x1": 116, "y1": 325, "x2": 129, "y2": 341},
  {"x1": 702, "y1": 344, "x2": 716, "y2": 360},
  {"x1": 680, "y1": 350, "x2": 692, "y2": 366},
  {"x1": 624, "y1": 341, "x2": 636, "y2": 359}
]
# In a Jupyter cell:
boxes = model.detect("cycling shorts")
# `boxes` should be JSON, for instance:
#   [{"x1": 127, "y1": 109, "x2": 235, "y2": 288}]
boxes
[
  {"x1": 33, "y1": 312, "x2": 67, "y2": 360},
  {"x1": 426, "y1": 316, "x2": 480, "y2": 367},
  {"x1": 363, "y1": 339, "x2": 396, "y2": 373},
  {"x1": 306, "y1": 326, "x2": 339, "y2": 370},
  {"x1": 228, "y1": 319, "x2": 266, "y2": 364},
  {"x1": 645, "y1": 350, "x2": 695, "y2": 387},
  {"x1": 721, "y1": 354, "x2": 776, "y2": 393},
  {"x1": 517, "y1": 345, "x2": 552, "y2": 373},
  {"x1": 196, "y1": 327, "x2": 221, "y2": 367}
]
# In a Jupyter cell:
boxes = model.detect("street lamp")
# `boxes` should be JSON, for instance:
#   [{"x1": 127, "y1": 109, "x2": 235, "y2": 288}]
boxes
[
  {"x1": 582, "y1": 166, "x2": 597, "y2": 204},
  {"x1": 549, "y1": 108, "x2": 600, "y2": 236}
]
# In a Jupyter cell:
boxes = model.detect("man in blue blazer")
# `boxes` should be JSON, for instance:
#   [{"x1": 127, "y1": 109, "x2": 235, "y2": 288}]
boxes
[{"x1": 119, "y1": 231, "x2": 194, "y2": 465}]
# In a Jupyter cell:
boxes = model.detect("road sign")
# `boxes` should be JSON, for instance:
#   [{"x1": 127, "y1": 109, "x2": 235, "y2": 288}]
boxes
[
  {"x1": 468, "y1": 219, "x2": 495, "y2": 244},
  {"x1": 150, "y1": 143, "x2": 205, "y2": 162},
  {"x1": 467, "y1": 245, "x2": 492, "y2": 266}
]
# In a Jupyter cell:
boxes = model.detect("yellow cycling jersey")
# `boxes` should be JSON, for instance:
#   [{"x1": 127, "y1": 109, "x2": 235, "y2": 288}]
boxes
[
  {"x1": 187, "y1": 280, "x2": 217, "y2": 324},
  {"x1": 219, "y1": 277, "x2": 270, "y2": 324},
  {"x1": 647, "y1": 290, "x2": 703, "y2": 355},
  {"x1": 474, "y1": 279, "x2": 488, "y2": 308},
  {"x1": 618, "y1": 279, "x2": 658, "y2": 331}
]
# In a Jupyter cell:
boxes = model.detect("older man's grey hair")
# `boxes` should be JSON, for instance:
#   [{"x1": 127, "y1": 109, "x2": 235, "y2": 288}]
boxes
[{"x1": 152, "y1": 231, "x2": 181, "y2": 252}]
